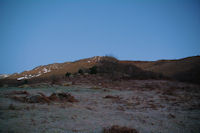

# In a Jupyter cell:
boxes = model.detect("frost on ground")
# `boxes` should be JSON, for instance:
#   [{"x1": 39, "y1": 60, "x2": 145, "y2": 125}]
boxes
[{"x1": 0, "y1": 80, "x2": 200, "y2": 133}]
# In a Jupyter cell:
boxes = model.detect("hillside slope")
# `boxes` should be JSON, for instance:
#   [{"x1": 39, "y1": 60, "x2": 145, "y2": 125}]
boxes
[
  {"x1": 121, "y1": 56, "x2": 200, "y2": 83},
  {"x1": 8, "y1": 56, "x2": 102, "y2": 80},
  {"x1": 5, "y1": 55, "x2": 200, "y2": 84}
]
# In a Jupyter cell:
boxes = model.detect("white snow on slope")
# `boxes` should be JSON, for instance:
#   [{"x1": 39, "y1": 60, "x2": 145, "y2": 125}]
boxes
[
  {"x1": 17, "y1": 77, "x2": 25, "y2": 80},
  {"x1": 0, "y1": 74, "x2": 10, "y2": 79},
  {"x1": 17, "y1": 73, "x2": 42, "y2": 80},
  {"x1": 43, "y1": 68, "x2": 51, "y2": 73},
  {"x1": 17, "y1": 67, "x2": 52, "y2": 80}
]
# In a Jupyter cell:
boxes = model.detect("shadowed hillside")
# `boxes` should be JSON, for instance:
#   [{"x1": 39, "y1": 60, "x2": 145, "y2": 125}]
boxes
[{"x1": 120, "y1": 56, "x2": 200, "y2": 84}]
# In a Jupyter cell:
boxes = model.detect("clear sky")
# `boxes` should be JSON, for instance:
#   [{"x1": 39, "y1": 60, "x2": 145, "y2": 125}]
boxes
[{"x1": 0, "y1": 0, "x2": 200, "y2": 74}]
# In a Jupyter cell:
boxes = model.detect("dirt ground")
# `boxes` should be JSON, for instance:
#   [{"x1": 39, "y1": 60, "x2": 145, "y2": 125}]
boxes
[{"x1": 0, "y1": 80, "x2": 200, "y2": 133}]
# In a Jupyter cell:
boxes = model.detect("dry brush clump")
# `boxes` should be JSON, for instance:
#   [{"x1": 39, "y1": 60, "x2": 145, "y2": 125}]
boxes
[
  {"x1": 9, "y1": 91, "x2": 78, "y2": 104},
  {"x1": 104, "y1": 95, "x2": 121, "y2": 99},
  {"x1": 9, "y1": 90, "x2": 29, "y2": 95},
  {"x1": 103, "y1": 125, "x2": 139, "y2": 133},
  {"x1": 48, "y1": 92, "x2": 78, "y2": 103}
]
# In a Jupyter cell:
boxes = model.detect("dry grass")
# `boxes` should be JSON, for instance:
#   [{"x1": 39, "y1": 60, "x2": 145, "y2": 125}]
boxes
[
  {"x1": 9, "y1": 91, "x2": 78, "y2": 104},
  {"x1": 103, "y1": 125, "x2": 139, "y2": 133}
]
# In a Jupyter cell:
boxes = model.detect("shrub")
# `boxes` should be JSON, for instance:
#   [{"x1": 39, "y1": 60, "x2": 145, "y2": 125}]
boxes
[
  {"x1": 24, "y1": 79, "x2": 28, "y2": 84},
  {"x1": 89, "y1": 66, "x2": 97, "y2": 74},
  {"x1": 65, "y1": 72, "x2": 71, "y2": 78},
  {"x1": 103, "y1": 125, "x2": 139, "y2": 133},
  {"x1": 78, "y1": 69, "x2": 84, "y2": 75}
]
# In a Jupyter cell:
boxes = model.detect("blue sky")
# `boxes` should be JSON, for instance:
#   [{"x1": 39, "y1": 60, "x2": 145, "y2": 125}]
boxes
[{"x1": 0, "y1": 0, "x2": 200, "y2": 74}]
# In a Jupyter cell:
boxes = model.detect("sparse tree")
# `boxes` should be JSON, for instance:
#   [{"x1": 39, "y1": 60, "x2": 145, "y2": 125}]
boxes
[
  {"x1": 89, "y1": 66, "x2": 97, "y2": 74},
  {"x1": 65, "y1": 72, "x2": 71, "y2": 79},
  {"x1": 24, "y1": 79, "x2": 28, "y2": 84},
  {"x1": 78, "y1": 69, "x2": 84, "y2": 75}
]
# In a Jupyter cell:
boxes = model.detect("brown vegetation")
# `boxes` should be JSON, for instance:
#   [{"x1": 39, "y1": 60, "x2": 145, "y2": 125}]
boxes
[
  {"x1": 9, "y1": 91, "x2": 78, "y2": 104},
  {"x1": 9, "y1": 90, "x2": 29, "y2": 95},
  {"x1": 1, "y1": 56, "x2": 199, "y2": 87},
  {"x1": 103, "y1": 125, "x2": 139, "y2": 133},
  {"x1": 104, "y1": 95, "x2": 121, "y2": 99},
  {"x1": 121, "y1": 56, "x2": 200, "y2": 84}
]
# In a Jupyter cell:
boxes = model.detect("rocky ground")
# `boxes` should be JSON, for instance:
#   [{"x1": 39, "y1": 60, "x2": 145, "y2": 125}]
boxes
[{"x1": 0, "y1": 80, "x2": 200, "y2": 133}]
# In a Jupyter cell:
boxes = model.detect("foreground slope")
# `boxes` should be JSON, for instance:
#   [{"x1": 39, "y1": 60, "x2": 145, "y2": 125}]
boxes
[{"x1": 0, "y1": 80, "x2": 200, "y2": 133}]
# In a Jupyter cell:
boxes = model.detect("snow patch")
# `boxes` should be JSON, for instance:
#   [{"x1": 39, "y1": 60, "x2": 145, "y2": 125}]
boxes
[
  {"x1": 0, "y1": 74, "x2": 10, "y2": 79},
  {"x1": 35, "y1": 73, "x2": 41, "y2": 77},
  {"x1": 17, "y1": 77, "x2": 25, "y2": 80},
  {"x1": 92, "y1": 56, "x2": 102, "y2": 62},
  {"x1": 17, "y1": 73, "x2": 42, "y2": 80},
  {"x1": 43, "y1": 68, "x2": 51, "y2": 73}
]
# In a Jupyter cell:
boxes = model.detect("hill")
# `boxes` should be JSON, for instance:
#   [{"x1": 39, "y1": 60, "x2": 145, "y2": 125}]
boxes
[{"x1": 1, "y1": 55, "x2": 200, "y2": 86}]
